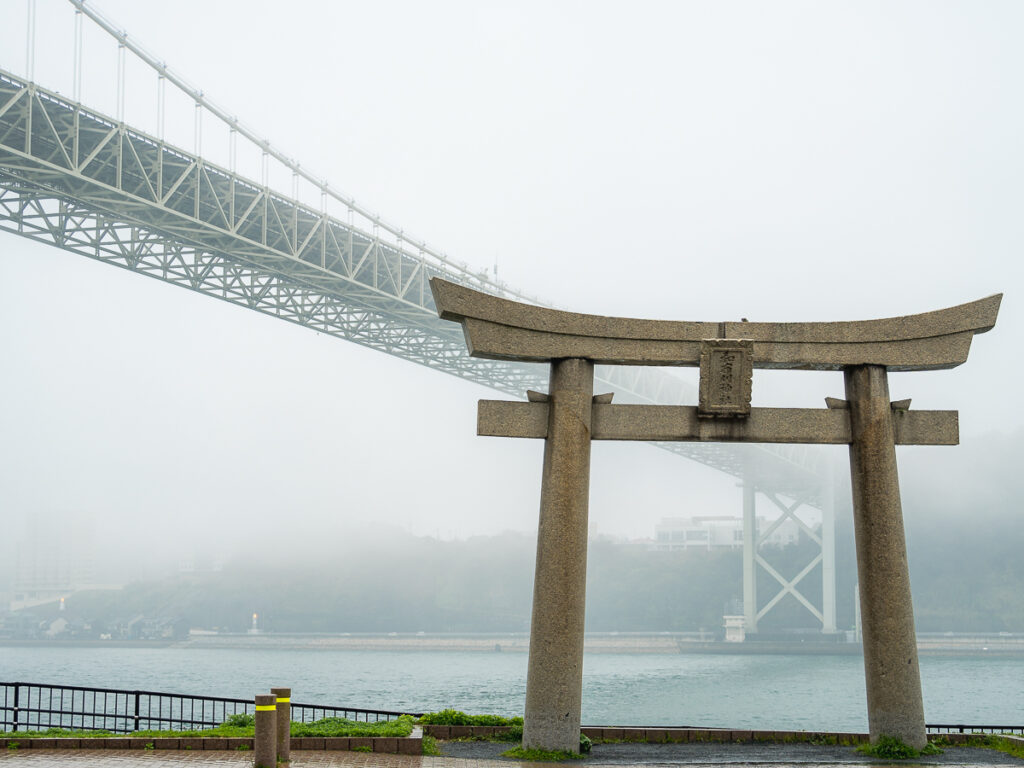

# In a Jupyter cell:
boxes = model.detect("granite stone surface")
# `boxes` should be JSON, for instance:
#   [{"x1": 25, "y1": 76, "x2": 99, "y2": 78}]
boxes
[
  {"x1": 433, "y1": 277, "x2": 1000, "y2": 755},
  {"x1": 846, "y1": 365, "x2": 927, "y2": 749},
  {"x1": 254, "y1": 694, "x2": 277, "y2": 768},
  {"x1": 522, "y1": 358, "x2": 594, "y2": 754},
  {"x1": 431, "y1": 278, "x2": 1000, "y2": 370},
  {"x1": 271, "y1": 686, "x2": 291, "y2": 762},
  {"x1": 478, "y1": 402, "x2": 958, "y2": 445}
]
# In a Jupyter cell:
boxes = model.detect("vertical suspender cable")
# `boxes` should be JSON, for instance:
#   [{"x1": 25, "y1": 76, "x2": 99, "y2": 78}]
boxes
[
  {"x1": 194, "y1": 98, "x2": 202, "y2": 155},
  {"x1": 73, "y1": 6, "x2": 83, "y2": 102},
  {"x1": 157, "y1": 71, "x2": 166, "y2": 141},
  {"x1": 26, "y1": 0, "x2": 37, "y2": 81},
  {"x1": 117, "y1": 37, "x2": 126, "y2": 122}
]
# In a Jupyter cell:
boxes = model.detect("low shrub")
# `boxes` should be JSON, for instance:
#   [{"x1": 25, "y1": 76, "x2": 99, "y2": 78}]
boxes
[
  {"x1": 421, "y1": 734, "x2": 442, "y2": 756},
  {"x1": 418, "y1": 709, "x2": 522, "y2": 727},
  {"x1": 291, "y1": 714, "x2": 414, "y2": 738},
  {"x1": 501, "y1": 745, "x2": 584, "y2": 761},
  {"x1": 856, "y1": 735, "x2": 942, "y2": 759}
]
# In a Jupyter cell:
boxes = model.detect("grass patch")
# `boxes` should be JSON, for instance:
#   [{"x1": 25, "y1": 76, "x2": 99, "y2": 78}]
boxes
[
  {"x1": 291, "y1": 715, "x2": 414, "y2": 738},
  {"x1": 418, "y1": 709, "x2": 523, "y2": 727},
  {"x1": 421, "y1": 734, "x2": 442, "y2": 756},
  {"x1": 2, "y1": 729, "x2": 115, "y2": 739},
  {"x1": 447, "y1": 724, "x2": 522, "y2": 743},
  {"x1": 493, "y1": 724, "x2": 523, "y2": 742},
  {"x1": 856, "y1": 735, "x2": 942, "y2": 759},
  {"x1": 4, "y1": 714, "x2": 414, "y2": 741},
  {"x1": 501, "y1": 745, "x2": 584, "y2": 761},
  {"x1": 130, "y1": 725, "x2": 252, "y2": 738},
  {"x1": 958, "y1": 734, "x2": 1024, "y2": 761}
]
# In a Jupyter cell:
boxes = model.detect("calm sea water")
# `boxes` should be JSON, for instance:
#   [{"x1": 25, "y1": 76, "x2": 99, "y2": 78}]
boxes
[{"x1": 2, "y1": 646, "x2": 1021, "y2": 731}]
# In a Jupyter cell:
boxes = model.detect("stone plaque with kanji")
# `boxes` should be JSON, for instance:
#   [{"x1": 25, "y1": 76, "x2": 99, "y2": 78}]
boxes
[{"x1": 698, "y1": 339, "x2": 753, "y2": 418}]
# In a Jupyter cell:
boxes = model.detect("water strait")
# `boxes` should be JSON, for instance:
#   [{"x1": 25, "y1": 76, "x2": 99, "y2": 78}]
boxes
[{"x1": 3, "y1": 646, "x2": 1022, "y2": 731}]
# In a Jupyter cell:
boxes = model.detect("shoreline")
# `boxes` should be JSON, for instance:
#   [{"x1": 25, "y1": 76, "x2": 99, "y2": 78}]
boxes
[{"x1": 3, "y1": 633, "x2": 1023, "y2": 657}]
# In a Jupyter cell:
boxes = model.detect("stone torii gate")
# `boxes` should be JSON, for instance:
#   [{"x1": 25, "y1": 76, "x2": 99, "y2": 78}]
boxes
[{"x1": 431, "y1": 278, "x2": 1000, "y2": 753}]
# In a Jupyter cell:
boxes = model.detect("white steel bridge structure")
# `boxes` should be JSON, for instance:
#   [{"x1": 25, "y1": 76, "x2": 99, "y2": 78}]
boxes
[{"x1": 0, "y1": 0, "x2": 836, "y2": 633}]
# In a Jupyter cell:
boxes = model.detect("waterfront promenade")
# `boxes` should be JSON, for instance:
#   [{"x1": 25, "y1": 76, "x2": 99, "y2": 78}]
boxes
[{"x1": 2, "y1": 743, "x2": 1024, "y2": 767}]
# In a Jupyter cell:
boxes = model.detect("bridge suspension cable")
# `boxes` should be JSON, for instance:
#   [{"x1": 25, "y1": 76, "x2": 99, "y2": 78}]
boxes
[{"x1": 2, "y1": 0, "x2": 827, "y2": 504}]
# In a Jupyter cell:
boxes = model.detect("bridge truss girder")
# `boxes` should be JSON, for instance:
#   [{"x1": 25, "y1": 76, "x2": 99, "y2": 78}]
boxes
[{"x1": 0, "y1": 67, "x2": 825, "y2": 509}]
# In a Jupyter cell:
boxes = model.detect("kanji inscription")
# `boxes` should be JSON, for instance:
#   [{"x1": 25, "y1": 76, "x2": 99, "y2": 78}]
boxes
[{"x1": 698, "y1": 339, "x2": 753, "y2": 418}]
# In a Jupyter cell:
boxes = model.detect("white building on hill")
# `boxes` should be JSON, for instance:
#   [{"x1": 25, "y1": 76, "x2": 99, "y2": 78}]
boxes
[{"x1": 652, "y1": 515, "x2": 802, "y2": 551}]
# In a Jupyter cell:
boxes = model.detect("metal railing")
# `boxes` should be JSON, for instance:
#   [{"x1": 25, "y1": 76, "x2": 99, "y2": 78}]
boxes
[
  {"x1": 926, "y1": 724, "x2": 1024, "y2": 735},
  {"x1": 0, "y1": 682, "x2": 420, "y2": 734},
  {"x1": 3, "y1": 683, "x2": 1020, "y2": 737}
]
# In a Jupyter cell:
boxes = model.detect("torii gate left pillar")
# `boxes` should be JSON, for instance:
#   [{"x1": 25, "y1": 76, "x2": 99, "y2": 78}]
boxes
[
  {"x1": 431, "y1": 277, "x2": 999, "y2": 753},
  {"x1": 523, "y1": 358, "x2": 594, "y2": 750}
]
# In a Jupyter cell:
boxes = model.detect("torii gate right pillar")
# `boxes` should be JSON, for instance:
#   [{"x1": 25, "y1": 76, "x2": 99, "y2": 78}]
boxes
[{"x1": 846, "y1": 365, "x2": 926, "y2": 749}]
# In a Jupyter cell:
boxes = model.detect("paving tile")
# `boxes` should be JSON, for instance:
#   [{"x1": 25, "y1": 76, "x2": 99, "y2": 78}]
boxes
[{"x1": 2, "y1": 742, "x2": 1019, "y2": 768}]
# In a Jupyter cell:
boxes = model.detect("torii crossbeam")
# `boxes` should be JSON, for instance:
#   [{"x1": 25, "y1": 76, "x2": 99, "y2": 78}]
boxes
[{"x1": 432, "y1": 278, "x2": 1000, "y2": 753}]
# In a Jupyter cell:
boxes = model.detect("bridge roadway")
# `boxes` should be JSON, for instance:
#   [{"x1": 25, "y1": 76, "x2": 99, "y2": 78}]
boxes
[{"x1": 0, "y1": 66, "x2": 823, "y2": 504}]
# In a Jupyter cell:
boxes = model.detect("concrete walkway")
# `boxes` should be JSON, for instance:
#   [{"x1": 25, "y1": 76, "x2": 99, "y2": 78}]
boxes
[{"x1": 1, "y1": 744, "x2": 1022, "y2": 767}]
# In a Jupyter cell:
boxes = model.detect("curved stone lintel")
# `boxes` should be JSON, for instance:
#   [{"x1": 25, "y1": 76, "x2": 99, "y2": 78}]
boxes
[{"x1": 431, "y1": 278, "x2": 1001, "y2": 371}]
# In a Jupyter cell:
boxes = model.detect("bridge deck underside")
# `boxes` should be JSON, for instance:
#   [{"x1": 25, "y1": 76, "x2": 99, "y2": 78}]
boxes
[{"x1": 0, "y1": 69, "x2": 823, "y2": 504}]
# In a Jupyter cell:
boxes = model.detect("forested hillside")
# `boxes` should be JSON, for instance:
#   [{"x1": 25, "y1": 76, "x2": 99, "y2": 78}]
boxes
[{"x1": 15, "y1": 430, "x2": 1024, "y2": 636}]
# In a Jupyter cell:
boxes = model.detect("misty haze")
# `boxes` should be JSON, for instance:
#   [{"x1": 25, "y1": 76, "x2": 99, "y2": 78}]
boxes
[{"x1": 1, "y1": 0, "x2": 1023, "y2": 745}]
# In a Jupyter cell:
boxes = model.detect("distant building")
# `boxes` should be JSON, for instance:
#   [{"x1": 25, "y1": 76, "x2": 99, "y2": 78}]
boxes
[
  {"x1": 9, "y1": 512, "x2": 96, "y2": 611},
  {"x1": 177, "y1": 551, "x2": 225, "y2": 574},
  {"x1": 723, "y1": 615, "x2": 746, "y2": 642},
  {"x1": 651, "y1": 515, "x2": 801, "y2": 551}
]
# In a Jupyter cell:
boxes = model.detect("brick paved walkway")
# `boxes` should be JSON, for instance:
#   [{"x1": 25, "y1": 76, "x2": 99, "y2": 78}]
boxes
[
  {"x1": 1, "y1": 746, "x2": 1021, "y2": 767},
  {"x1": 0, "y1": 751, "x2": 510, "y2": 768}
]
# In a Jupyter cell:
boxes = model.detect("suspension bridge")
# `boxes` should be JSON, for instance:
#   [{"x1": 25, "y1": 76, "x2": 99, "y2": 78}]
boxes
[{"x1": 0, "y1": 0, "x2": 835, "y2": 632}]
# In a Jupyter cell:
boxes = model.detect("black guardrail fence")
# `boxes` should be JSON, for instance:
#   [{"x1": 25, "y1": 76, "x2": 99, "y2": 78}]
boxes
[
  {"x1": 0, "y1": 682, "x2": 421, "y2": 733},
  {"x1": 927, "y1": 723, "x2": 1024, "y2": 735},
  {"x1": 2, "y1": 682, "x2": 1021, "y2": 737}
]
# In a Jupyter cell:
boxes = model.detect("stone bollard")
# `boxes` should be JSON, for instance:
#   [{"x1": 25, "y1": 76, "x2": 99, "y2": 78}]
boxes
[
  {"x1": 254, "y1": 694, "x2": 277, "y2": 768},
  {"x1": 271, "y1": 687, "x2": 291, "y2": 762}
]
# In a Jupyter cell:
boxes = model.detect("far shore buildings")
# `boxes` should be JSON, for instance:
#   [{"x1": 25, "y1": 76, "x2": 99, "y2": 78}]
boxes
[
  {"x1": 651, "y1": 515, "x2": 801, "y2": 551},
  {"x1": 7, "y1": 513, "x2": 97, "y2": 612}
]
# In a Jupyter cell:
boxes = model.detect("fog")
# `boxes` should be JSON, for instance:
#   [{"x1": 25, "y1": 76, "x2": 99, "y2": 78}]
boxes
[{"x1": 1, "y1": 1, "x2": 1022, "y2": 607}]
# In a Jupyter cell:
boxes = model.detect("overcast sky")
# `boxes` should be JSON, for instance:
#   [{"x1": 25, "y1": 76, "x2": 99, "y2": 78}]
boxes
[{"x1": 1, "y1": 1, "x2": 1021, "y2": 563}]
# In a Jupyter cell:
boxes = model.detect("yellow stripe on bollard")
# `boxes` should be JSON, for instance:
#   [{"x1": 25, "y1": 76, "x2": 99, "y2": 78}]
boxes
[
  {"x1": 255, "y1": 705, "x2": 277, "y2": 711},
  {"x1": 276, "y1": 697, "x2": 290, "y2": 703}
]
